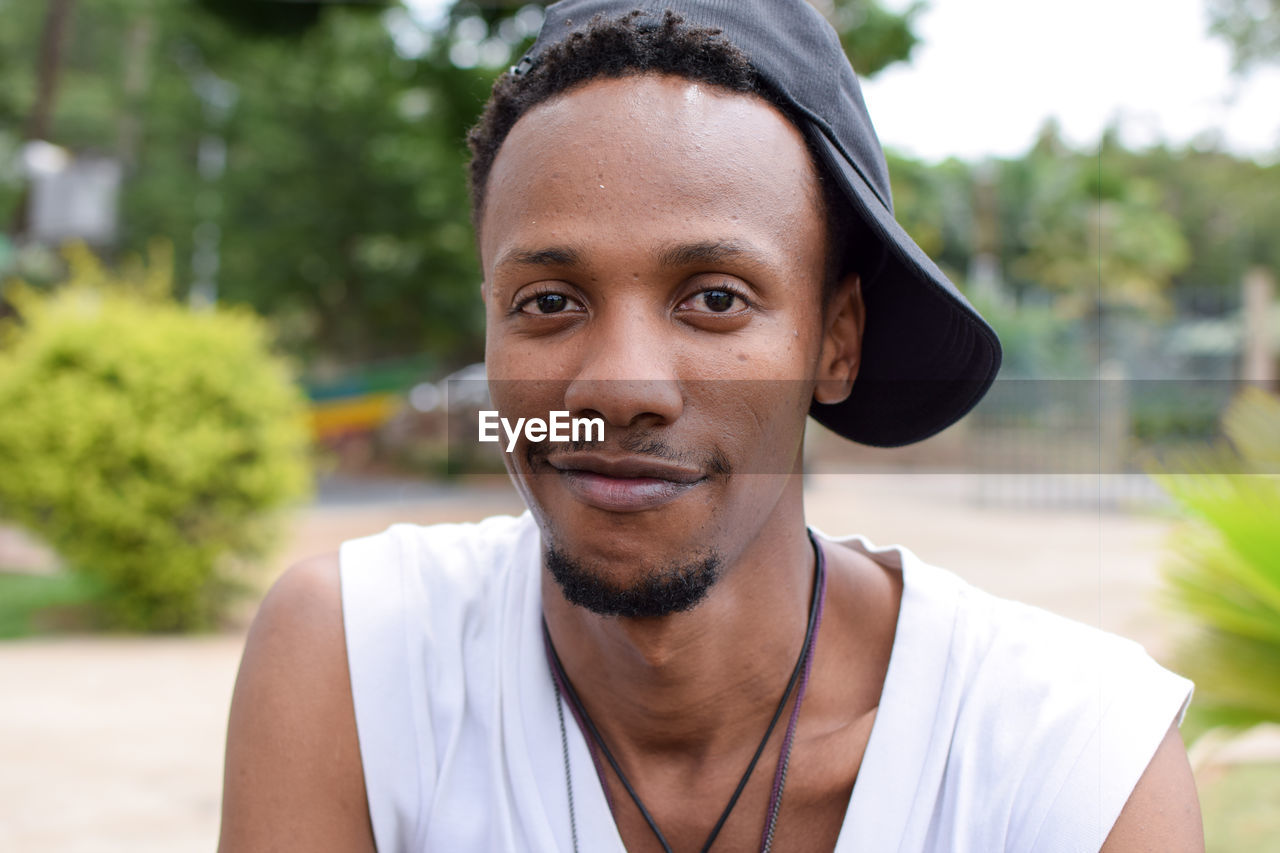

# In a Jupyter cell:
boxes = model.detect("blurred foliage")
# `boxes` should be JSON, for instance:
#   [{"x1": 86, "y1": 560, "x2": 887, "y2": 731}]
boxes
[
  {"x1": 2, "y1": 0, "x2": 494, "y2": 365},
  {"x1": 818, "y1": 0, "x2": 925, "y2": 77},
  {"x1": 1110, "y1": 143, "x2": 1280, "y2": 300},
  {"x1": 0, "y1": 0, "x2": 1277, "y2": 376},
  {"x1": 965, "y1": 291, "x2": 1087, "y2": 379},
  {"x1": 194, "y1": 0, "x2": 322, "y2": 37},
  {"x1": 0, "y1": 571, "x2": 102, "y2": 638},
  {"x1": 0, "y1": 0, "x2": 920, "y2": 369},
  {"x1": 998, "y1": 126, "x2": 1190, "y2": 319},
  {"x1": 883, "y1": 119, "x2": 1275, "y2": 333},
  {"x1": 1130, "y1": 391, "x2": 1228, "y2": 444},
  {"x1": 1154, "y1": 389, "x2": 1280, "y2": 739},
  {"x1": 452, "y1": 1, "x2": 923, "y2": 77},
  {"x1": 0, "y1": 244, "x2": 312, "y2": 630},
  {"x1": 884, "y1": 151, "x2": 974, "y2": 281},
  {"x1": 1208, "y1": 0, "x2": 1280, "y2": 72},
  {"x1": 192, "y1": 0, "x2": 394, "y2": 38}
]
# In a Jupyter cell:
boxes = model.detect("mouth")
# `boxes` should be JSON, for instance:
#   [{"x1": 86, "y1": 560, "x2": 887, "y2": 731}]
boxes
[{"x1": 546, "y1": 452, "x2": 706, "y2": 512}]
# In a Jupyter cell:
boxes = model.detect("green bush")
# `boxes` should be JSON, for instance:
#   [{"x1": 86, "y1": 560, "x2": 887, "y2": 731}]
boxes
[
  {"x1": 1154, "y1": 388, "x2": 1280, "y2": 739},
  {"x1": 0, "y1": 245, "x2": 312, "y2": 631}
]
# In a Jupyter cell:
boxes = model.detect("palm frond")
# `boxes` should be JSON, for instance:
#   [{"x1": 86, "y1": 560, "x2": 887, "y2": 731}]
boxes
[{"x1": 1153, "y1": 389, "x2": 1280, "y2": 739}]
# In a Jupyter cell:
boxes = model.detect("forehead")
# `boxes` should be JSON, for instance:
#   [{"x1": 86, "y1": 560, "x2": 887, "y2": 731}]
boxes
[{"x1": 479, "y1": 74, "x2": 823, "y2": 274}]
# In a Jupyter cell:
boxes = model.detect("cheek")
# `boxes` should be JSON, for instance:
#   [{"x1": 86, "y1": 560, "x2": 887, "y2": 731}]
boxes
[
  {"x1": 688, "y1": 379, "x2": 810, "y2": 476},
  {"x1": 487, "y1": 377, "x2": 572, "y2": 434},
  {"x1": 722, "y1": 312, "x2": 824, "y2": 376},
  {"x1": 482, "y1": 317, "x2": 556, "y2": 384}
]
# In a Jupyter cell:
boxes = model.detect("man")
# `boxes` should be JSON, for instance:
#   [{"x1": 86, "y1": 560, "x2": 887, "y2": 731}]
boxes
[{"x1": 219, "y1": 1, "x2": 1203, "y2": 850}]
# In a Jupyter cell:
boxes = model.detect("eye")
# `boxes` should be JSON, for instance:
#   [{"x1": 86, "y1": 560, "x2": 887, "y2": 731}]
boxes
[
  {"x1": 515, "y1": 289, "x2": 584, "y2": 316},
  {"x1": 678, "y1": 286, "x2": 750, "y2": 315},
  {"x1": 699, "y1": 290, "x2": 738, "y2": 313}
]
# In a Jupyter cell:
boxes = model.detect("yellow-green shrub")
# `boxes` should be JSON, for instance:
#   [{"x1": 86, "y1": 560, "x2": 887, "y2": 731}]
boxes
[
  {"x1": 0, "y1": 245, "x2": 312, "y2": 630},
  {"x1": 1155, "y1": 388, "x2": 1280, "y2": 738}
]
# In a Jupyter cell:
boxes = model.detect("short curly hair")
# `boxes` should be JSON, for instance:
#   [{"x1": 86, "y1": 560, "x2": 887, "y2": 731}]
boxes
[{"x1": 466, "y1": 10, "x2": 872, "y2": 295}]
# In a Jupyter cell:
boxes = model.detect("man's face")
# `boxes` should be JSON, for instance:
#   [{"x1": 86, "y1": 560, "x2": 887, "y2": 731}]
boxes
[{"x1": 479, "y1": 74, "x2": 854, "y2": 615}]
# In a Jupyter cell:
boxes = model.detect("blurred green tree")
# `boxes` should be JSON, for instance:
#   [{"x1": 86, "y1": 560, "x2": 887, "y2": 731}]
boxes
[
  {"x1": 1118, "y1": 144, "x2": 1280, "y2": 303},
  {"x1": 2, "y1": 0, "x2": 492, "y2": 364},
  {"x1": 885, "y1": 151, "x2": 975, "y2": 283},
  {"x1": 193, "y1": 0, "x2": 324, "y2": 37},
  {"x1": 999, "y1": 124, "x2": 1190, "y2": 319},
  {"x1": 1208, "y1": 0, "x2": 1280, "y2": 72},
  {"x1": 819, "y1": 0, "x2": 925, "y2": 76}
]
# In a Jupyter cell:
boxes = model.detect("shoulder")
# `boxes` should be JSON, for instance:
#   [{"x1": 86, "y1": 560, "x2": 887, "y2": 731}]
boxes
[
  {"x1": 1100, "y1": 722, "x2": 1203, "y2": 852},
  {"x1": 950, "y1": 580, "x2": 1193, "y2": 733},
  {"x1": 336, "y1": 512, "x2": 543, "y2": 848},
  {"x1": 337, "y1": 512, "x2": 539, "y2": 668},
  {"x1": 339, "y1": 512, "x2": 537, "y2": 605},
  {"x1": 219, "y1": 554, "x2": 374, "y2": 852},
  {"x1": 818, "y1": 533, "x2": 1200, "y2": 850},
  {"x1": 941, "y1": 568, "x2": 1197, "y2": 851}
]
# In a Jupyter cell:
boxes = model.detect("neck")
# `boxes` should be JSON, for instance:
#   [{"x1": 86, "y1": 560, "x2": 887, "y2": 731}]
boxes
[{"x1": 540, "y1": 498, "x2": 816, "y2": 766}]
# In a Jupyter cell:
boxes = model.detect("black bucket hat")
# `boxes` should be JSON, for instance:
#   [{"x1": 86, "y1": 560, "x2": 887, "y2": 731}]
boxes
[{"x1": 515, "y1": 0, "x2": 1002, "y2": 448}]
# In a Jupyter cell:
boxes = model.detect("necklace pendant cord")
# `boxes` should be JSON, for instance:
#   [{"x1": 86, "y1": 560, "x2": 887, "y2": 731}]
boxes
[
  {"x1": 544, "y1": 531, "x2": 829, "y2": 853},
  {"x1": 552, "y1": 682, "x2": 581, "y2": 853},
  {"x1": 759, "y1": 542, "x2": 825, "y2": 852}
]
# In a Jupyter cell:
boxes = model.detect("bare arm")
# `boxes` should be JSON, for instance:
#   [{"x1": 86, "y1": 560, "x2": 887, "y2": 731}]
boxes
[
  {"x1": 1100, "y1": 721, "x2": 1204, "y2": 852},
  {"x1": 218, "y1": 554, "x2": 375, "y2": 853}
]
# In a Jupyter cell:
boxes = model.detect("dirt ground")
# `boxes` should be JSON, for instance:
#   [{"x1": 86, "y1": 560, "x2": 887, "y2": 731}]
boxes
[{"x1": 0, "y1": 474, "x2": 1263, "y2": 851}]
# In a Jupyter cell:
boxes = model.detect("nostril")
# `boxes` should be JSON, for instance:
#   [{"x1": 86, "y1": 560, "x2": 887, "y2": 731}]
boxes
[{"x1": 563, "y1": 378, "x2": 684, "y2": 430}]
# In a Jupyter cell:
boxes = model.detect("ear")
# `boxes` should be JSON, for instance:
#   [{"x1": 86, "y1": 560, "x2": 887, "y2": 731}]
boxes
[{"x1": 813, "y1": 272, "x2": 864, "y2": 406}]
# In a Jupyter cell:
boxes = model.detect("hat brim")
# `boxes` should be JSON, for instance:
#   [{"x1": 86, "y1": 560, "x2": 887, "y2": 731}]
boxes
[{"x1": 807, "y1": 131, "x2": 1002, "y2": 448}]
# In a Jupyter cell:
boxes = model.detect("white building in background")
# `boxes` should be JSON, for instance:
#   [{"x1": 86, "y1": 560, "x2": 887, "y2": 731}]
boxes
[{"x1": 23, "y1": 142, "x2": 122, "y2": 247}]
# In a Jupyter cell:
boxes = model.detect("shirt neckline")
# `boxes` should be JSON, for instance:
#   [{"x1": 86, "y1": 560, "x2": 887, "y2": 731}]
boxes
[
  {"x1": 518, "y1": 523, "x2": 959, "y2": 852},
  {"x1": 824, "y1": 531, "x2": 960, "y2": 851}
]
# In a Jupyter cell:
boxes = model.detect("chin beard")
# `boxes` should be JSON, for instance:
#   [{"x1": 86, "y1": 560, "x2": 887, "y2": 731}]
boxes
[{"x1": 545, "y1": 544, "x2": 723, "y2": 618}]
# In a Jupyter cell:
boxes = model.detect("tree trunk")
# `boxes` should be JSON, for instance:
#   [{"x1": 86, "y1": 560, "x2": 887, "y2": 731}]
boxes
[
  {"x1": 26, "y1": 0, "x2": 77, "y2": 142},
  {"x1": 9, "y1": 0, "x2": 78, "y2": 238},
  {"x1": 117, "y1": 15, "x2": 155, "y2": 171}
]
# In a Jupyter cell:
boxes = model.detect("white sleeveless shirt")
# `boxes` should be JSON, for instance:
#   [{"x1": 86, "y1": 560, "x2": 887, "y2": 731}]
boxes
[{"x1": 339, "y1": 513, "x2": 1192, "y2": 852}]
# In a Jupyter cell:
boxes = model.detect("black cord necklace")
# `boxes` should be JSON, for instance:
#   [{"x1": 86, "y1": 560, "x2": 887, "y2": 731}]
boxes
[{"x1": 543, "y1": 533, "x2": 827, "y2": 853}]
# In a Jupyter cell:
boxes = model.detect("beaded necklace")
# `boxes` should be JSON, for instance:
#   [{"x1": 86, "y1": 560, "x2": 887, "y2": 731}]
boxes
[{"x1": 544, "y1": 534, "x2": 828, "y2": 852}]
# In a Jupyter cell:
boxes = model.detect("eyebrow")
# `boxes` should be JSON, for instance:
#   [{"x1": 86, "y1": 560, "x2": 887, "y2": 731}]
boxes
[
  {"x1": 496, "y1": 246, "x2": 583, "y2": 269},
  {"x1": 494, "y1": 239, "x2": 771, "y2": 273},
  {"x1": 656, "y1": 240, "x2": 766, "y2": 270}
]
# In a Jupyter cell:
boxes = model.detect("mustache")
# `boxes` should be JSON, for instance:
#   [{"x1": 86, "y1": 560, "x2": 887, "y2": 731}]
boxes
[{"x1": 527, "y1": 429, "x2": 731, "y2": 478}]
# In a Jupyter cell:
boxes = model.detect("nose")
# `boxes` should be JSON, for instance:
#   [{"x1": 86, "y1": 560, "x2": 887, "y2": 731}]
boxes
[{"x1": 562, "y1": 311, "x2": 683, "y2": 430}]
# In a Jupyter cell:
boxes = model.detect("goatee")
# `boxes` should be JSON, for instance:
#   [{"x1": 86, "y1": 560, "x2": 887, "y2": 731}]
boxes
[{"x1": 545, "y1": 545, "x2": 723, "y2": 618}]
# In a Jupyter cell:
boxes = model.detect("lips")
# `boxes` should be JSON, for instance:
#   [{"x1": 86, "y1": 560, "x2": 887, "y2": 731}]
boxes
[{"x1": 546, "y1": 452, "x2": 705, "y2": 512}]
